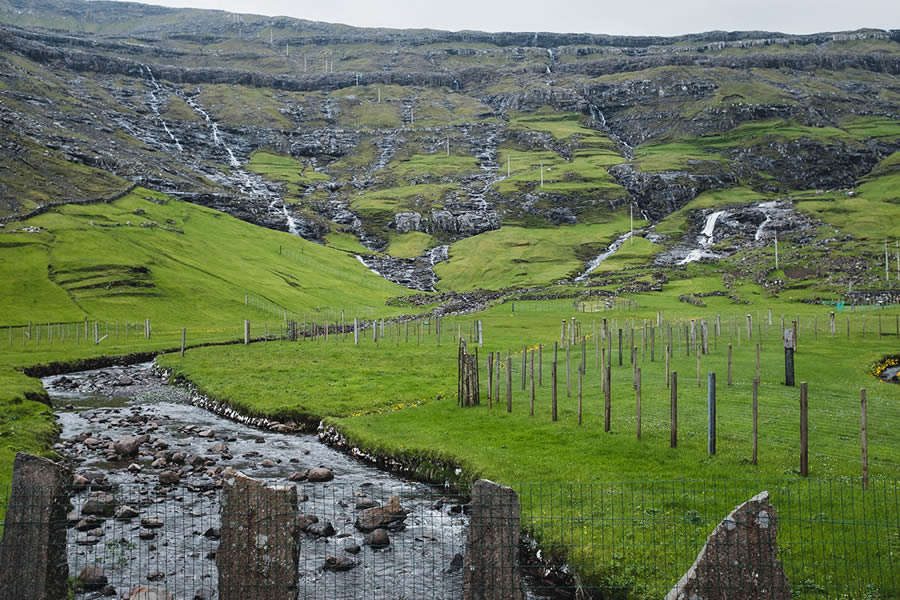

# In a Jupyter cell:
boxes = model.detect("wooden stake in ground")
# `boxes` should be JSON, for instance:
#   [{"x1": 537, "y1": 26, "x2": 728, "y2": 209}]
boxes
[
  {"x1": 636, "y1": 367, "x2": 642, "y2": 440},
  {"x1": 551, "y1": 362, "x2": 558, "y2": 422},
  {"x1": 861, "y1": 388, "x2": 868, "y2": 490},
  {"x1": 538, "y1": 344, "x2": 543, "y2": 386},
  {"x1": 670, "y1": 371, "x2": 678, "y2": 448},
  {"x1": 696, "y1": 346, "x2": 701, "y2": 387},
  {"x1": 566, "y1": 346, "x2": 571, "y2": 397},
  {"x1": 665, "y1": 346, "x2": 670, "y2": 388},
  {"x1": 495, "y1": 352, "x2": 500, "y2": 404},
  {"x1": 752, "y1": 377, "x2": 759, "y2": 465},
  {"x1": 727, "y1": 344, "x2": 733, "y2": 386},
  {"x1": 604, "y1": 365, "x2": 611, "y2": 432},
  {"x1": 488, "y1": 352, "x2": 493, "y2": 407},
  {"x1": 506, "y1": 349, "x2": 512, "y2": 413},
  {"x1": 708, "y1": 372, "x2": 716, "y2": 455},
  {"x1": 577, "y1": 366, "x2": 583, "y2": 426},
  {"x1": 522, "y1": 346, "x2": 527, "y2": 391},
  {"x1": 784, "y1": 328, "x2": 795, "y2": 387},
  {"x1": 756, "y1": 343, "x2": 761, "y2": 380},
  {"x1": 181, "y1": 328, "x2": 186, "y2": 357},
  {"x1": 800, "y1": 382, "x2": 808, "y2": 476},
  {"x1": 243, "y1": 320, "x2": 250, "y2": 345},
  {"x1": 530, "y1": 351, "x2": 535, "y2": 416}
]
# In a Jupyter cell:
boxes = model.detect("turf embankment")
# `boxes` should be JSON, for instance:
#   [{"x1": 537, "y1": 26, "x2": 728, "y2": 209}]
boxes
[
  {"x1": 159, "y1": 298, "x2": 900, "y2": 597},
  {"x1": 0, "y1": 187, "x2": 410, "y2": 488}
]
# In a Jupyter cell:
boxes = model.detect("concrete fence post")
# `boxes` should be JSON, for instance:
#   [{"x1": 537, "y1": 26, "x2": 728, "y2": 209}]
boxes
[
  {"x1": 462, "y1": 479, "x2": 526, "y2": 600},
  {"x1": 0, "y1": 453, "x2": 72, "y2": 600},
  {"x1": 218, "y1": 468, "x2": 300, "y2": 600}
]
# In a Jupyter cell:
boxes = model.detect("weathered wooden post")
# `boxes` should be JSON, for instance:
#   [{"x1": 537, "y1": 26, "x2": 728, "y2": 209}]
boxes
[
  {"x1": 784, "y1": 328, "x2": 795, "y2": 387},
  {"x1": 752, "y1": 377, "x2": 759, "y2": 465},
  {"x1": 522, "y1": 346, "x2": 527, "y2": 391},
  {"x1": 577, "y1": 366, "x2": 583, "y2": 426},
  {"x1": 551, "y1": 362, "x2": 558, "y2": 422},
  {"x1": 800, "y1": 382, "x2": 808, "y2": 476},
  {"x1": 144, "y1": 318, "x2": 150, "y2": 339},
  {"x1": 604, "y1": 365, "x2": 611, "y2": 432},
  {"x1": 746, "y1": 313, "x2": 752, "y2": 340},
  {"x1": 861, "y1": 388, "x2": 868, "y2": 490},
  {"x1": 670, "y1": 371, "x2": 678, "y2": 448},
  {"x1": 665, "y1": 345, "x2": 670, "y2": 388},
  {"x1": 636, "y1": 367, "x2": 642, "y2": 440},
  {"x1": 696, "y1": 346, "x2": 701, "y2": 387},
  {"x1": 727, "y1": 344, "x2": 733, "y2": 386},
  {"x1": 566, "y1": 346, "x2": 571, "y2": 397},
  {"x1": 708, "y1": 372, "x2": 716, "y2": 455},
  {"x1": 181, "y1": 328, "x2": 186, "y2": 357},
  {"x1": 755, "y1": 343, "x2": 761, "y2": 380},
  {"x1": 538, "y1": 344, "x2": 543, "y2": 386},
  {"x1": 529, "y1": 351, "x2": 535, "y2": 416},
  {"x1": 354, "y1": 317, "x2": 359, "y2": 344},
  {"x1": 244, "y1": 320, "x2": 250, "y2": 344},
  {"x1": 506, "y1": 349, "x2": 512, "y2": 413}
]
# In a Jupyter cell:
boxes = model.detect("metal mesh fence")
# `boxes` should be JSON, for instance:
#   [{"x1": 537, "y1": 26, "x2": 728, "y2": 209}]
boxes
[{"x1": 0, "y1": 478, "x2": 898, "y2": 599}]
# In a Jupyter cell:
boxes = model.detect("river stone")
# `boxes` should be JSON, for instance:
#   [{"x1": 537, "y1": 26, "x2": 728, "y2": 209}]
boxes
[
  {"x1": 355, "y1": 497, "x2": 379, "y2": 510},
  {"x1": 203, "y1": 527, "x2": 220, "y2": 539},
  {"x1": 151, "y1": 458, "x2": 167, "y2": 469},
  {"x1": 139, "y1": 529, "x2": 157, "y2": 540},
  {"x1": 665, "y1": 491, "x2": 790, "y2": 599},
  {"x1": 115, "y1": 506, "x2": 140, "y2": 520},
  {"x1": 288, "y1": 470, "x2": 309, "y2": 481},
  {"x1": 147, "y1": 571, "x2": 165, "y2": 582},
  {"x1": 218, "y1": 468, "x2": 300, "y2": 600},
  {"x1": 344, "y1": 543, "x2": 361, "y2": 554},
  {"x1": 158, "y1": 470, "x2": 180, "y2": 485},
  {"x1": 141, "y1": 517, "x2": 164, "y2": 529},
  {"x1": 82, "y1": 491, "x2": 117, "y2": 517},
  {"x1": 355, "y1": 496, "x2": 409, "y2": 531},
  {"x1": 306, "y1": 521, "x2": 336, "y2": 538},
  {"x1": 463, "y1": 479, "x2": 526, "y2": 600},
  {"x1": 363, "y1": 528, "x2": 390, "y2": 548},
  {"x1": 296, "y1": 514, "x2": 319, "y2": 531},
  {"x1": 128, "y1": 585, "x2": 175, "y2": 600},
  {"x1": 323, "y1": 556, "x2": 358, "y2": 572},
  {"x1": 261, "y1": 459, "x2": 275, "y2": 468},
  {"x1": 0, "y1": 454, "x2": 72, "y2": 600},
  {"x1": 307, "y1": 467, "x2": 334, "y2": 482},
  {"x1": 197, "y1": 430, "x2": 214, "y2": 438}
]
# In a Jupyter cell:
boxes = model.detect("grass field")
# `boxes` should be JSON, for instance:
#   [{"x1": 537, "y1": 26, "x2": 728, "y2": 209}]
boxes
[{"x1": 157, "y1": 298, "x2": 900, "y2": 596}]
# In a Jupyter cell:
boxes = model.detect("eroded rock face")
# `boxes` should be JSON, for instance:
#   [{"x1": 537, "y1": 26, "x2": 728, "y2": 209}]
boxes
[{"x1": 666, "y1": 491, "x2": 790, "y2": 600}]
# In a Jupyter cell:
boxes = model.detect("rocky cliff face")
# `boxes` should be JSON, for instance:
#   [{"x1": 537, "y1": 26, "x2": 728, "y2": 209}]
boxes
[{"x1": 0, "y1": 0, "x2": 898, "y2": 289}]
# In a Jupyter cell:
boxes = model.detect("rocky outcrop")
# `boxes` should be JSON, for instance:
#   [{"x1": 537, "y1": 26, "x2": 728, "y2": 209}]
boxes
[{"x1": 610, "y1": 163, "x2": 738, "y2": 220}]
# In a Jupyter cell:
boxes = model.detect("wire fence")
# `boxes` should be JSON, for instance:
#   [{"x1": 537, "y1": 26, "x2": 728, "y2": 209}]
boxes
[{"x1": 1, "y1": 478, "x2": 897, "y2": 599}]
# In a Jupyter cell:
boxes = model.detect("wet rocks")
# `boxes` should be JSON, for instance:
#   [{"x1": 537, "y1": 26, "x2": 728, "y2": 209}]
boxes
[
  {"x1": 115, "y1": 506, "x2": 140, "y2": 520},
  {"x1": 306, "y1": 521, "x2": 336, "y2": 538},
  {"x1": 363, "y1": 528, "x2": 390, "y2": 548},
  {"x1": 114, "y1": 435, "x2": 140, "y2": 457},
  {"x1": 307, "y1": 467, "x2": 334, "y2": 482},
  {"x1": 81, "y1": 491, "x2": 116, "y2": 517},
  {"x1": 141, "y1": 517, "x2": 164, "y2": 529},
  {"x1": 158, "y1": 470, "x2": 181, "y2": 485},
  {"x1": 78, "y1": 565, "x2": 108, "y2": 590},
  {"x1": 355, "y1": 496, "x2": 409, "y2": 531},
  {"x1": 128, "y1": 585, "x2": 175, "y2": 600},
  {"x1": 323, "y1": 555, "x2": 358, "y2": 572}
]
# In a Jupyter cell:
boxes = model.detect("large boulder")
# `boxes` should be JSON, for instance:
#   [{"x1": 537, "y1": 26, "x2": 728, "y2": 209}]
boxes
[
  {"x1": 355, "y1": 496, "x2": 409, "y2": 531},
  {"x1": 113, "y1": 436, "x2": 140, "y2": 457}
]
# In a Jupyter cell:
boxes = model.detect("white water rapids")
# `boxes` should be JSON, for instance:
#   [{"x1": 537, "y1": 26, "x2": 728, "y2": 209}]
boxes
[{"x1": 678, "y1": 210, "x2": 726, "y2": 265}]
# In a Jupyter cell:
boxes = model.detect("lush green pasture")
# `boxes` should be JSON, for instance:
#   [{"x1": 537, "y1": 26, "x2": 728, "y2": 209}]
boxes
[
  {"x1": 159, "y1": 299, "x2": 900, "y2": 596},
  {"x1": 435, "y1": 213, "x2": 639, "y2": 290}
]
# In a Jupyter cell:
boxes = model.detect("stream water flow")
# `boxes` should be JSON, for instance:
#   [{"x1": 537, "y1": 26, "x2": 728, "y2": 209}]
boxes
[{"x1": 47, "y1": 363, "x2": 469, "y2": 599}]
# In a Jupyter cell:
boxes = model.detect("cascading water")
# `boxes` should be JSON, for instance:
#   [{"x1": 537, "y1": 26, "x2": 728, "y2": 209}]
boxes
[
  {"x1": 575, "y1": 232, "x2": 634, "y2": 282},
  {"x1": 141, "y1": 65, "x2": 183, "y2": 152},
  {"x1": 678, "y1": 210, "x2": 726, "y2": 265}
]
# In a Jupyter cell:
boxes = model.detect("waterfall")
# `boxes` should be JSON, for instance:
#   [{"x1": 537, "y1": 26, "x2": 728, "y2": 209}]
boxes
[
  {"x1": 575, "y1": 231, "x2": 634, "y2": 282},
  {"x1": 141, "y1": 65, "x2": 183, "y2": 152}
]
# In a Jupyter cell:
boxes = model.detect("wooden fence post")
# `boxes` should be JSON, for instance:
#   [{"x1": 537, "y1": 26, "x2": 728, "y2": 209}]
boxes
[
  {"x1": 861, "y1": 388, "x2": 868, "y2": 490},
  {"x1": 538, "y1": 344, "x2": 543, "y2": 386},
  {"x1": 566, "y1": 346, "x2": 571, "y2": 397},
  {"x1": 551, "y1": 362, "x2": 558, "y2": 422},
  {"x1": 752, "y1": 377, "x2": 759, "y2": 465},
  {"x1": 708, "y1": 372, "x2": 716, "y2": 455},
  {"x1": 181, "y1": 328, "x2": 186, "y2": 357},
  {"x1": 665, "y1": 346, "x2": 670, "y2": 388},
  {"x1": 784, "y1": 328, "x2": 795, "y2": 387},
  {"x1": 800, "y1": 382, "x2": 808, "y2": 477},
  {"x1": 670, "y1": 371, "x2": 678, "y2": 448},
  {"x1": 577, "y1": 366, "x2": 583, "y2": 426},
  {"x1": 144, "y1": 318, "x2": 150, "y2": 339},
  {"x1": 755, "y1": 343, "x2": 760, "y2": 380},
  {"x1": 506, "y1": 349, "x2": 512, "y2": 413},
  {"x1": 522, "y1": 346, "x2": 527, "y2": 391},
  {"x1": 636, "y1": 367, "x2": 642, "y2": 440},
  {"x1": 488, "y1": 353, "x2": 493, "y2": 407},
  {"x1": 244, "y1": 320, "x2": 250, "y2": 344},
  {"x1": 529, "y1": 351, "x2": 535, "y2": 416},
  {"x1": 727, "y1": 344, "x2": 733, "y2": 386},
  {"x1": 604, "y1": 365, "x2": 611, "y2": 432}
]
